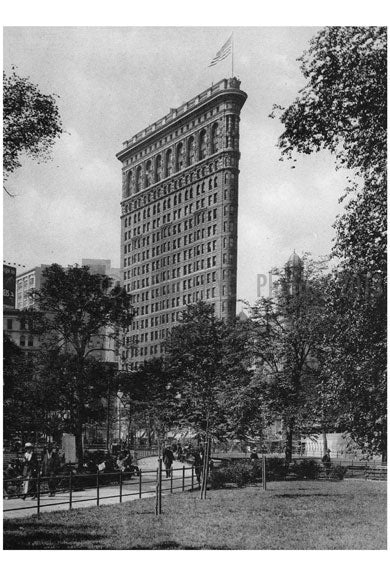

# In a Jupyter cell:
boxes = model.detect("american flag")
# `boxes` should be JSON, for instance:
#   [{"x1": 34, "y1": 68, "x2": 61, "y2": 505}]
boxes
[{"x1": 209, "y1": 34, "x2": 233, "y2": 67}]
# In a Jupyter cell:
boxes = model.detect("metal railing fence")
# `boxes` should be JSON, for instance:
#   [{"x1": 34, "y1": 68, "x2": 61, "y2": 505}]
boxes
[{"x1": 4, "y1": 464, "x2": 197, "y2": 519}]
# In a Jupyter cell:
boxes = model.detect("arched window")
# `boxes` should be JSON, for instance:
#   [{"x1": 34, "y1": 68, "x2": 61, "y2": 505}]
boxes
[
  {"x1": 166, "y1": 149, "x2": 173, "y2": 177},
  {"x1": 176, "y1": 142, "x2": 184, "y2": 171},
  {"x1": 188, "y1": 136, "x2": 195, "y2": 165},
  {"x1": 145, "y1": 160, "x2": 152, "y2": 187},
  {"x1": 199, "y1": 129, "x2": 207, "y2": 160},
  {"x1": 126, "y1": 170, "x2": 133, "y2": 197},
  {"x1": 155, "y1": 154, "x2": 162, "y2": 182},
  {"x1": 136, "y1": 165, "x2": 142, "y2": 192},
  {"x1": 211, "y1": 123, "x2": 219, "y2": 154}
]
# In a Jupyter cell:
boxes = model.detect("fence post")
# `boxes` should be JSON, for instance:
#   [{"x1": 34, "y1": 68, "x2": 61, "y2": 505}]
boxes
[
  {"x1": 139, "y1": 470, "x2": 142, "y2": 499},
  {"x1": 262, "y1": 455, "x2": 267, "y2": 490},
  {"x1": 69, "y1": 470, "x2": 73, "y2": 510},
  {"x1": 170, "y1": 468, "x2": 173, "y2": 494},
  {"x1": 155, "y1": 466, "x2": 159, "y2": 515},
  {"x1": 158, "y1": 458, "x2": 162, "y2": 515},
  {"x1": 119, "y1": 470, "x2": 123, "y2": 503},
  {"x1": 182, "y1": 465, "x2": 185, "y2": 492},
  {"x1": 97, "y1": 470, "x2": 100, "y2": 507},
  {"x1": 191, "y1": 465, "x2": 194, "y2": 491},
  {"x1": 37, "y1": 471, "x2": 41, "y2": 519}
]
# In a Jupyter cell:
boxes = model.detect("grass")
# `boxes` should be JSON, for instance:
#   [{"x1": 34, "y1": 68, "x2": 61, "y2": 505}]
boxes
[{"x1": 3, "y1": 480, "x2": 386, "y2": 550}]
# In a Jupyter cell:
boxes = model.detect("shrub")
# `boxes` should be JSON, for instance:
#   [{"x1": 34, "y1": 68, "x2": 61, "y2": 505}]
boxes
[
  {"x1": 290, "y1": 459, "x2": 321, "y2": 480},
  {"x1": 265, "y1": 458, "x2": 289, "y2": 481},
  {"x1": 329, "y1": 465, "x2": 348, "y2": 480},
  {"x1": 210, "y1": 460, "x2": 260, "y2": 489}
]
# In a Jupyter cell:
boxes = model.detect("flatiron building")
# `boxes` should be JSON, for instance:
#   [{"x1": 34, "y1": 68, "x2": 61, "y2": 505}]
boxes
[{"x1": 117, "y1": 77, "x2": 247, "y2": 369}]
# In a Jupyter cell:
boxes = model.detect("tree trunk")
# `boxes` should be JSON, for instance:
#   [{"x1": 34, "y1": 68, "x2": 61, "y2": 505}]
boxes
[
  {"x1": 322, "y1": 429, "x2": 328, "y2": 457},
  {"x1": 285, "y1": 421, "x2": 294, "y2": 463}
]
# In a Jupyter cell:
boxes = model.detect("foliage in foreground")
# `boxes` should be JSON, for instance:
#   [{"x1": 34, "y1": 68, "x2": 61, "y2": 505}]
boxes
[
  {"x1": 3, "y1": 68, "x2": 63, "y2": 180},
  {"x1": 272, "y1": 26, "x2": 387, "y2": 460}
]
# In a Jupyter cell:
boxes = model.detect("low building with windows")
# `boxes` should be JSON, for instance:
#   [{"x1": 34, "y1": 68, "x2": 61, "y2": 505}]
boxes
[
  {"x1": 15, "y1": 265, "x2": 49, "y2": 310},
  {"x1": 3, "y1": 308, "x2": 40, "y2": 357}
]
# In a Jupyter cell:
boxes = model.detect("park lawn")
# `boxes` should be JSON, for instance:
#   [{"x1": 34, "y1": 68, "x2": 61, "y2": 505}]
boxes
[{"x1": 3, "y1": 480, "x2": 386, "y2": 550}]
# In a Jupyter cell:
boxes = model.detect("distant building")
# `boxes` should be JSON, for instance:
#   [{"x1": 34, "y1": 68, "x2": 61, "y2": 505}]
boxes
[
  {"x1": 117, "y1": 77, "x2": 247, "y2": 369},
  {"x1": 3, "y1": 308, "x2": 40, "y2": 357},
  {"x1": 15, "y1": 265, "x2": 49, "y2": 310},
  {"x1": 81, "y1": 259, "x2": 121, "y2": 286}
]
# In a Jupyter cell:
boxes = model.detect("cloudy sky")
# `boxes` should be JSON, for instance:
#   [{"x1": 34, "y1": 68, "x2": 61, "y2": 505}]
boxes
[{"x1": 3, "y1": 26, "x2": 352, "y2": 304}]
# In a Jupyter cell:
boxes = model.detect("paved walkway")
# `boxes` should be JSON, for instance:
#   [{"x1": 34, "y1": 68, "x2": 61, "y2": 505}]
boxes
[{"x1": 3, "y1": 457, "x2": 197, "y2": 519}]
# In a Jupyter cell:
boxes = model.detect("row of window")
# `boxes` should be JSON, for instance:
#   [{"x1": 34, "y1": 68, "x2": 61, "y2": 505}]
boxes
[
  {"x1": 125, "y1": 123, "x2": 222, "y2": 195},
  {"x1": 127, "y1": 271, "x2": 227, "y2": 306},
  {"x1": 125, "y1": 208, "x2": 221, "y2": 257},
  {"x1": 122, "y1": 161, "x2": 236, "y2": 214}
]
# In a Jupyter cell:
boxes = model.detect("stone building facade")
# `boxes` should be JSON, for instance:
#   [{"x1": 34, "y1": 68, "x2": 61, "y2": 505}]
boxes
[{"x1": 117, "y1": 77, "x2": 247, "y2": 369}]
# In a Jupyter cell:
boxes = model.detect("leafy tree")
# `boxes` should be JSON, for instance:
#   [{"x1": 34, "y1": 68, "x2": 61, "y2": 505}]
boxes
[
  {"x1": 25, "y1": 264, "x2": 134, "y2": 465},
  {"x1": 116, "y1": 358, "x2": 175, "y2": 447},
  {"x1": 3, "y1": 68, "x2": 63, "y2": 183},
  {"x1": 216, "y1": 319, "x2": 261, "y2": 442},
  {"x1": 273, "y1": 26, "x2": 386, "y2": 274},
  {"x1": 3, "y1": 334, "x2": 55, "y2": 442},
  {"x1": 33, "y1": 350, "x2": 116, "y2": 446},
  {"x1": 164, "y1": 302, "x2": 255, "y2": 443},
  {"x1": 321, "y1": 270, "x2": 387, "y2": 460},
  {"x1": 249, "y1": 256, "x2": 331, "y2": 461},
  {"x1": 164, "y1": 302, "x2": 228, "y2": 439},
  {"x1": 272, "y1": 27, "x2": 387, "y2": 460}
]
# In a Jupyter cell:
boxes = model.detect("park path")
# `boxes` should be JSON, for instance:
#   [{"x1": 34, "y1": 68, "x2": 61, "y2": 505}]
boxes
[{"x1": 3, "y1": 457, "x2": 197, "y2": 519}]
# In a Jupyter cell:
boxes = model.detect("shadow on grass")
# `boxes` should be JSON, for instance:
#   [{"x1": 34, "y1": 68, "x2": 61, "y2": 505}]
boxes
[
  {"x1": 130, "y1": 540, "x2": 230, "y2": 550},
  {"x1": 274, "y1": 493, "x2": 341, "y2": 499},
  {"x1": 3, "y1": 519, "x2": 104, "y2": 550},
  {"x1": 4, "y1": 530, "x2": 104, "y2": 550}
]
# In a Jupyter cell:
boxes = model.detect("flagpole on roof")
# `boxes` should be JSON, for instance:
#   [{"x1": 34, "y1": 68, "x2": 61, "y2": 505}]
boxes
[{"x1": 232, "y1": 32, "x2": 234, "y2": 77}]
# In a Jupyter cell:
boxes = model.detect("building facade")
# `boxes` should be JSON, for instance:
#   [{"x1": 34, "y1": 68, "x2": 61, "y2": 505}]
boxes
[
  {"x1": 15, "y1": 265, "x2": 49, "y2": 310},
  {"x1": 117, "y1": 77, "x2": 247, "y2": 369},
  {"x1": 3, "y1": 308, "x2": 41, "y2": 357}
]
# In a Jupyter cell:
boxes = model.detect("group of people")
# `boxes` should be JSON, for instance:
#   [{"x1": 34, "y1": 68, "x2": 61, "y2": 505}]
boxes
[
  {"x1": 162, "y1": 444, "x2": 209, "y2": 484},
  {"x1": 4, "y1": 442, "x2": 62, "y2": 500}
]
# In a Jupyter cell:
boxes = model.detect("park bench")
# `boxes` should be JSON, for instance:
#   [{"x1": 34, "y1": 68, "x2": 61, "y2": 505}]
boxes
[{"x1": 365, "y1": 467, "x2": 387, "y2": 481}]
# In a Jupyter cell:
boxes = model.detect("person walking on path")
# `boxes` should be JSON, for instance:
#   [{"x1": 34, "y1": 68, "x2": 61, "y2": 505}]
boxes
[
  {"x1": 162, "y1": 446, "x2": 174, "y2": 478},
  {"x1": 193, "y1": 450, "x2": 203, "y2": 485},
  {"x1": 21, "y1": 443, "x2": 39, "y2": 500},
  {"x1": 41, "y1": 444, "x2": 61, "y2": 496}
]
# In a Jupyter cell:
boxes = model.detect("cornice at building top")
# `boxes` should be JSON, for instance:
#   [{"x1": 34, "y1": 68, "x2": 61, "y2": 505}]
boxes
[{"x1": 117, "y1": 77, "x2": 247, "y2": 162}]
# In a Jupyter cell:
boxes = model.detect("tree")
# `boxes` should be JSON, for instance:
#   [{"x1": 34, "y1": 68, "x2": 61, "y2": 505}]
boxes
[
  {"x1": 164, "y1": 302, "x2": 228, "y2": 439},
  {"x1": 33, "y1": 350, "x2": 115, "y2": 446},
  {"x1": 116, "y1": 358, "x2": 175, "y2": 447},
  {"x1": 272, "y1": 27, "x2": 387, "y2": 460},
  {"x1": 3, "y1": 334, "x2": 40, "y2": 441},
  {"x1": 164, "y1": 302, "x2": 255, "y2": 444},
  {"x1": 320, "y1": 269, "x2": 387, "y2": 460},
  {"x1": 25, "y1": 264, "x2": 134, "y2": 466},
  {"x1": 3, "y1": 68, "x2": 63, "y2": 182},
  {"x1": 249, "y1": 256, "x2": 331, "y2": 461}
]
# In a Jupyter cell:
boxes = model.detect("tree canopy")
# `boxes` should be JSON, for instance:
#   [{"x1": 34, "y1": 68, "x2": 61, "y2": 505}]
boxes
[
  {"x1": 250, "y1": 257, "x2": 331, "y2": 459},
  {"x1": 3, "y1": 68, "x2": 63, "y2": 181},
  {"x1": 25, "y1": 264, "x2": 134, "y2": 465},
  {"x1": 273, "y1": 26, "x2": 386, "y2": 274},
  {"x1": 272, "y1": 27, "x2": 387, "y2": 461}
]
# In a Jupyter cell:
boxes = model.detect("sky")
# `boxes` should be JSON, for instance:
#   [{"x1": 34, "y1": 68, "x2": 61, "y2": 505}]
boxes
[{"x1": 3, "y1": 26, "x2": 353, "y2": 305}]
